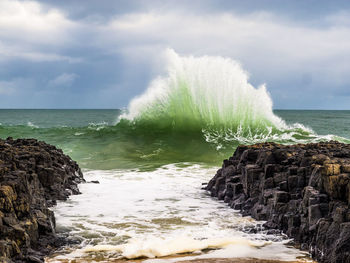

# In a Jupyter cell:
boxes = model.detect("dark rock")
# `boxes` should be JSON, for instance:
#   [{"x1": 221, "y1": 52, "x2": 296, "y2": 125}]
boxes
[
  {"x1": 205, "y1": 141, "x2": 350, "y2": 263},
  {"x1": 89, "y1": 180, "x2": 100, "y2": 184},
  {"x1": 0, "y1": 138, "x2": 84, "y2": 262},
  {"x1": 26, "y1": 255, "x2": 44, "y2": 263}
]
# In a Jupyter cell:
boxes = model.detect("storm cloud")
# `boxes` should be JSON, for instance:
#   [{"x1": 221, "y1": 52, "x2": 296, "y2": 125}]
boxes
[{"x1": 0, "y1": 0, "x2": 350, "y2": 109}]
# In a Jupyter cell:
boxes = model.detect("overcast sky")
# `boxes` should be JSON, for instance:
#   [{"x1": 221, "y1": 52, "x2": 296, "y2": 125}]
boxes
[{"x1": 1, "y1": 0, "x2": 350, "y2": 109}]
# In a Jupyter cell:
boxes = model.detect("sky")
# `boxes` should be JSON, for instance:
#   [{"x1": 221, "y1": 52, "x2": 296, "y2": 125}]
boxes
[{"x1": 0, "y1": 0, "x2": 350, "y2": 109}]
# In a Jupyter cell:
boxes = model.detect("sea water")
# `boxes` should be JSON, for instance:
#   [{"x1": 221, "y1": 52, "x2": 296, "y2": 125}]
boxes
[{"x1": 0, "y1": 50, "x2": 349, "y2": 262}]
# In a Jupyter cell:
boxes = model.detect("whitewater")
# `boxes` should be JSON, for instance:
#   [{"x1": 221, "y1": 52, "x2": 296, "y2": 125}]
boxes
[{"x1": 47, "y1": 165, "x2": 311, "y2": 262}]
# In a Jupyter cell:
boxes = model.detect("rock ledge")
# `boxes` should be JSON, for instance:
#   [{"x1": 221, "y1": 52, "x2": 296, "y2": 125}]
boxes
[
  {"x1": 206, "y1": 141, "x2": 350, "y2": 263},
  {"x1": 0, "y1": 138, "x2": 84, "y2": 263}
]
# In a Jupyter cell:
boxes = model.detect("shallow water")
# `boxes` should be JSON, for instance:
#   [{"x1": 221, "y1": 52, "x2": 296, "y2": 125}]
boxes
[{"x1": 47, "y1": 164, "x2": 310, "y2": 262}]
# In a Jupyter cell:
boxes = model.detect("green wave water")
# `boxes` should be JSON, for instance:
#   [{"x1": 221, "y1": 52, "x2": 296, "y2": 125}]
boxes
[
  {"x1": 119, "y1": 50, "x2": 334, "y2": 147},
  {"x1": 121, "y1": 49, "x2": 284, "y2": 132},
  {"x1": 1, "y1": 117, "x2": 343, "y2": 171}
]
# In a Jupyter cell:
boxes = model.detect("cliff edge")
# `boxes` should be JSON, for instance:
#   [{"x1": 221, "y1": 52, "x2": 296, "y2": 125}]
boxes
[
  {"x1": 206, "y1": 141, "x2": 350, "y2": 263},
  {"x1": 0, "y1": 138, "x2": 84, "y2": 263}
]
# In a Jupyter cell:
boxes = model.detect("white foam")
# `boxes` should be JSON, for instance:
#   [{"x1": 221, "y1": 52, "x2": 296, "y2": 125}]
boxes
[
  {"x1": 48, "y1": 164, "x2": 309, "y2": 262},
  {"x1": 27, "y1": 121, "x2": 39, "y2": 128},
  {"x1": 82, "y1": 236, "x2": 270, "y2": 259}
]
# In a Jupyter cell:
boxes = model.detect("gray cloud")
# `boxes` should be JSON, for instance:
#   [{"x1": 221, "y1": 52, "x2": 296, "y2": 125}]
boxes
[
  {"x1": 0, "y1": 80, "x2": 17, "y2": 95},
  {"x1": 48, "y1": 73, "x2": 78, "y2": 88},
  {"x1": 0, "y1": 0, "x2": 350, "y2": 109}
]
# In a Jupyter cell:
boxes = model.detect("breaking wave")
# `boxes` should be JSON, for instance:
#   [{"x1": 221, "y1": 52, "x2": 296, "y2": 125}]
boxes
[{"x1": 118, "y1": 49, "x2": 341, "y2": 150}]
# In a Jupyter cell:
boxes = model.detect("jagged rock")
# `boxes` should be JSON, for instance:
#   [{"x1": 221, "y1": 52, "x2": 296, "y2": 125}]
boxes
[
  {"x1": 206, "y1": 141, "x2": 350, "y2": 263},
  {"x1": 0, "y1": 137, "x2": 84, "y2": 263}
]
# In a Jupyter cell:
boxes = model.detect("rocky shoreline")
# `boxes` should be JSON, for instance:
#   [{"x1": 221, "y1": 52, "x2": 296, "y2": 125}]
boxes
[
  {"x1": 0, "y1": 138, "x2": 84, "y2": 263},
  {"x1": 205, "y1": 141, "x2": 350, "y2": 263}
]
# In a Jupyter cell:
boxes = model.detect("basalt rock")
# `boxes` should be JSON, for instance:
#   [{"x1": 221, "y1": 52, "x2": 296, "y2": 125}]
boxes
[
  {"x1": 0, "y1": 137, "x2": 84, "y2": 263},
  {"x1": 206, "y1": 141, "x2": 350, "y2": 263}
]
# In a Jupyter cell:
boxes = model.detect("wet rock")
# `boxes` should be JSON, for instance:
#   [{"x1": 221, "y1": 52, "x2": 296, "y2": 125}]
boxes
[
  {"x1": 89, "y1": 180, "x2": 100, "y2": 184},
  {"x1": 0, "y1": 138, "x2": 84, "y2": 262},
  {"x1": 206, "y1": 141, "x2": 350, "y2": 263}
]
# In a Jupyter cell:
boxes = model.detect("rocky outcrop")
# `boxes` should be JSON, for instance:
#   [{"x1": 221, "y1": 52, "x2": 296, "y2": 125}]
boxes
[
  {"x1": 206, "y1": 141, "x2": 350, "y2": 263},
  {"x1": 0, "y1": 137, "x2": 84, "y2": 263}
]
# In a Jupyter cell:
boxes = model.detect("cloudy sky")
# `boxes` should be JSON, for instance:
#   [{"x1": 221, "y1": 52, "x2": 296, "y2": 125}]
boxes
[{"x1": 1, "y1": 0, "x2": 350, "y2": 109}]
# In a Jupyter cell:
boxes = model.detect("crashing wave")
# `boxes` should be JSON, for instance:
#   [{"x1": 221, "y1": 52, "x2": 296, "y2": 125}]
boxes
[{"x1": 118, "y1": 49, "x2": 321, "y2": 147}]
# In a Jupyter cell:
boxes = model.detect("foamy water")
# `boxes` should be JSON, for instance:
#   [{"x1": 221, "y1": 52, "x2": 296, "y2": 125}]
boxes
[{"x1": 47, "y1": 164, "x2": 310, "y2": 262}]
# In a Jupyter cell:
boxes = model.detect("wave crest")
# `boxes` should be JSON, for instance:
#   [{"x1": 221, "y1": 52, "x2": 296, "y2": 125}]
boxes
[
  {"x1": 118, "y1": 49, "x2": 321, "y2": 150},
  {"x1": 121, "y1": 49, "x2": 286, "y2": 133}
]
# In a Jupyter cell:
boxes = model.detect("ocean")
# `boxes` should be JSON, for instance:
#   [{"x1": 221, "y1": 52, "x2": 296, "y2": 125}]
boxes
[
  {"x1": 0, "y1": 109, "x2": 348, "y2": 262},
  {"x1": 1, "y1": 52, "x2": 349, "y2": 262},
  {"x1": 1, "y1": 109, "x2": 348, "y2": 170}
]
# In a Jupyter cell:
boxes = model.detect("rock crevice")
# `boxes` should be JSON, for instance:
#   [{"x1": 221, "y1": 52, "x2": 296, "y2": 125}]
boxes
[
  {"x1": 206, "y1": 141, "x2": 350, "y2": 263},
  {"x1": 0, "y1": 138, "x2": 84, "y2": 263}
]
